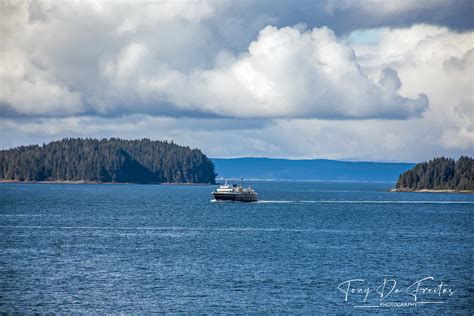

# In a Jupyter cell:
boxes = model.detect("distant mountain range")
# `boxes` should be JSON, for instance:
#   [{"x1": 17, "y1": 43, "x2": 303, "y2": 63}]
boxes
[{"x1": 211, "y1": 158, "x2": 415, "y2": 182}]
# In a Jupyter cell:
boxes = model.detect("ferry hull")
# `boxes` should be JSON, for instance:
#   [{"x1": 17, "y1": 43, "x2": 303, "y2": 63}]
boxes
[{"x1": 212, "y1": 193, "x2": 257, "y2": 202}]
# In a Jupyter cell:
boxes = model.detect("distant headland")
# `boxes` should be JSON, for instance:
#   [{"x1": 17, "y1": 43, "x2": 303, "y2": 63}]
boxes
[
  {"x1": 0, "y1": 138, "x2": 216, "y2": 184},
  {"x1": 211, "y1": 157, "x2": 415, "y2": 182},
  {"x1": 394, "y1": 156, "x2": 473, "y2": 193}
]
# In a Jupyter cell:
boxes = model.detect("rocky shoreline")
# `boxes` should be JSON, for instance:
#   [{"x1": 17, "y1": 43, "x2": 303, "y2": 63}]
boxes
[{"x1": 0, "y1": 180, "x2": 211, "y2": 185}]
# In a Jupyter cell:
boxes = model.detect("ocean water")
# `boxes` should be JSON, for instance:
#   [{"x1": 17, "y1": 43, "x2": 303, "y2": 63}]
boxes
[{"x1": 0, "y1": 181, "x2": 473, "y2": 314}]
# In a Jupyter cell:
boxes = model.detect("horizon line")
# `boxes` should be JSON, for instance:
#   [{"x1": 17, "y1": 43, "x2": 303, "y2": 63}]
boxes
[{"x1": 211, "y1": 156, "x2": 416, "y2": 164}]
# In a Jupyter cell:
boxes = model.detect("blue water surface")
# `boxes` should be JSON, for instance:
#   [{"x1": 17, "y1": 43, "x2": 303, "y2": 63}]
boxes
[{"x1": 0, "y1": 181, "x2": 473, "y2": 313}]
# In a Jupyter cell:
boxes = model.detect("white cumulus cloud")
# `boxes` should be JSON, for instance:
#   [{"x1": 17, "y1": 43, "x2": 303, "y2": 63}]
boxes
[
  {"x1": 144, "y1": 25, "x2": 429, "y2": 119},
  {"x1": 351, "y1": 25, "x2": 474, "y2": 152}
]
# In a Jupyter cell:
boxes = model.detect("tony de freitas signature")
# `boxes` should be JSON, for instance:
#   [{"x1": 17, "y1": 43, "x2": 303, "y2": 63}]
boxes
[{"x1": 338, "y1": 277, "x2": 455, "y2": 303}]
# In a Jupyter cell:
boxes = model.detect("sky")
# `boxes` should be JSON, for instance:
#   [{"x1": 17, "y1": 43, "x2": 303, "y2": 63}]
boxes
[{"x1": 0, "y1": 0, "x2": 473, "y2": 162}]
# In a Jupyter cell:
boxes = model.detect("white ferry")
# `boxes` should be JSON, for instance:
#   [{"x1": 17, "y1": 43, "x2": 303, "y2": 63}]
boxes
[{"x1": 212, "y1": 179, "x2": 258, "y2": 202}]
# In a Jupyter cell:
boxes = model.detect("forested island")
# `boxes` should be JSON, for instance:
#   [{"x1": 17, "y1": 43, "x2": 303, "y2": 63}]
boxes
[
  {"x1": 0, "y1": 138, "x2": 216, "y2": 184},
  {"x1": 395, "y1": 156, "x2": 473, "y2": 192}
]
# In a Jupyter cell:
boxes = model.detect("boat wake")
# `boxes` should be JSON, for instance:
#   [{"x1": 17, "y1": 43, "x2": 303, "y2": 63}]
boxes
[{"x1": 256, "y1": 200, "x2": 474, "y2": 204}]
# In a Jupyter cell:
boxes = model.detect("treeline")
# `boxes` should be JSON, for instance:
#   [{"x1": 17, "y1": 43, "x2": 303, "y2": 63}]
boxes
[
  {"x1": 396, "y1": 156, "x2": 473, "y2": 191},
  {"x1": 0, "y1": 138, "x2": 216, "y2": 184}
]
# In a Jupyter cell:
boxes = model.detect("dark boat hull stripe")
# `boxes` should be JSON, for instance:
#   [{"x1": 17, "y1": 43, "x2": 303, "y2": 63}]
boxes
[{"x1": 212, "y1": 193, "x2": 257, "y2": 202}]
